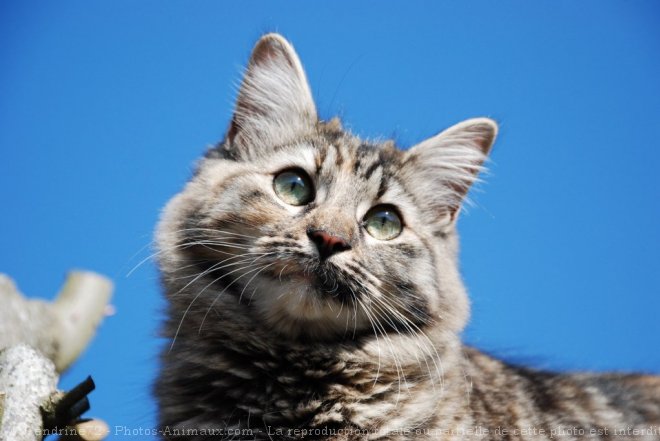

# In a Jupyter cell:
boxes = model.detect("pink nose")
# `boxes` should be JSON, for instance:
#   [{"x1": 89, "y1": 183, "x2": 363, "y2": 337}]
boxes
[{"x1": 307, "y1": 229, "x2": 351, "y2": 261}]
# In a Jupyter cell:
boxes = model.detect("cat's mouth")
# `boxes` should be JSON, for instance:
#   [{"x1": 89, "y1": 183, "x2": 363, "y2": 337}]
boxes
[
  {"x1": 248, "y1": 257, "x2": 373, "y2": 338},
  {"x1": 264, "y1": 259, "x2": 357, "y2": 302},
  {"x1": 311, "y1": 267, "x2": 356, "y2": 301}
]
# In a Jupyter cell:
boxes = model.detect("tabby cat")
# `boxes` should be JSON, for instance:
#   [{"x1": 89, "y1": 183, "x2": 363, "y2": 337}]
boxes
[{"x1": 155, "y1": 34, "x2": 659, "y2": 440}]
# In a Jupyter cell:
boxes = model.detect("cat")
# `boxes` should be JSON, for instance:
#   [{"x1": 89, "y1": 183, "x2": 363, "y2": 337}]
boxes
[{"x1": 155, "y1": 33, "x2": 660, "y2": 440}]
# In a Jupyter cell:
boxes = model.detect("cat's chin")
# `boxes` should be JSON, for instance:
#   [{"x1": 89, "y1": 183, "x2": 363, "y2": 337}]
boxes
[{"x1": 248, "y1": 273, "x2": 371, "y2": 340}]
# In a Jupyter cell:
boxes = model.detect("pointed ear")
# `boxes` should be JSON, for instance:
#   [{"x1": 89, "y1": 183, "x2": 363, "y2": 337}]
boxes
[
  {"x1": 402, "y1": 118, "x2": 497, "y2": 223},
  {"x1": 225, "y1": 33, "x2": 317, "y2": 155}
]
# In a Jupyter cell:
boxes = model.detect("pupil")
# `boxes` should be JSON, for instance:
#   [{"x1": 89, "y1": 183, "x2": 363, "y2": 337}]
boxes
[{"x1": 287, "y1": 176, "x2": 303, "y2": 193}]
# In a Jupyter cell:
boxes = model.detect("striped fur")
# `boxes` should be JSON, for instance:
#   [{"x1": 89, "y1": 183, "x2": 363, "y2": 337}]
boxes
[{"x1": 155, "y1": 34, "x2": 659, "y2": 440}]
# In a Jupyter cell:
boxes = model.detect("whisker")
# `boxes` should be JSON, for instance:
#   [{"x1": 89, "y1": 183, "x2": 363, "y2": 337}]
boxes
[
  {"x1": 237, "y1": 262, "x2": 277, "y2": 304},
  {"x1": 169, "y1": 261, "x2": 265, "y2": 351},
  {"x1": 198, "y1": 262, "x2": 274, "y2": 333},
  {"x1": 171, "y1": 254, "x2": 271, "y2": 296},
  {"x1": 126, "y1": 238, "x2": 254, "y2": 277}
]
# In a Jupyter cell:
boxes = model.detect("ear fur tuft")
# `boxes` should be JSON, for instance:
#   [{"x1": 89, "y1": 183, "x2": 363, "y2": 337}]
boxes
[
  {"x1": 403, "y1": 117, "x2": 498, "y2": 220},
  {"x1": 226, "y1": 33, "x2": 317, "y2": 157}
]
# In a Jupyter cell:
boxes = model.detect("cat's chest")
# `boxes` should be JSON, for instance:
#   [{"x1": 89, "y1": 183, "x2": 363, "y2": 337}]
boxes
[
  {"x1": 212, "y1": 351, "x2": 359, "y2": 415},
  {"x1": 201, "y1": 346, "x2": 443, "y2": 439},
  {"x1": 197, "y1": 349, "x2": 371, "y2": 423}
]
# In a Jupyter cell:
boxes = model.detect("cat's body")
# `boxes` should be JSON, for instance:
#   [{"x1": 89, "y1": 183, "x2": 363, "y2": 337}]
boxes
[
  {"x1": 155, "y1": 34, "x2": 659, "y2": 440},
  {"x1": 157, "y1": 310, "x2": 660, "y2": 440}
]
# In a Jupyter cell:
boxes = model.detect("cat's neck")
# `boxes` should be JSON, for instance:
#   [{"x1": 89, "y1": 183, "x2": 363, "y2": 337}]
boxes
[
  {"x1": 163, "y1": 309, "x2": 470, "y2": 435},
  {"x1": 170, "y1": 300, "x2": 461, "y2": 372}
]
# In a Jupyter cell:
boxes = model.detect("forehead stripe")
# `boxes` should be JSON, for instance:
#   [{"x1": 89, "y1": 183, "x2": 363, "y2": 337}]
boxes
[{"x1": 361, "y1": 161, "x2": 381, "y2": 180}]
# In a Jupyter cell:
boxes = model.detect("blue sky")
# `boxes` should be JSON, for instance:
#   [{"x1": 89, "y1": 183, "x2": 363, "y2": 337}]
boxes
[{"x1": 1, "y1": 1, "x2": 659, "y2": 435}]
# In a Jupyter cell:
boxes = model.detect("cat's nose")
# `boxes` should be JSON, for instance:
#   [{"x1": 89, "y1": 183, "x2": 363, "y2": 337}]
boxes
[{"x1": 307, "y1": 229, "x2": 352, "y2": 261}]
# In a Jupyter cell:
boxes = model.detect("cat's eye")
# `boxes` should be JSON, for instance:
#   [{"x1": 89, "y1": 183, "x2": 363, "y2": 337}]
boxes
[
  {"x1": 363, "y1": 205, "x2": 402, "y2": 240},
  {"x1": 273, "y1": 169, "x2": 314, "y2": 206}
]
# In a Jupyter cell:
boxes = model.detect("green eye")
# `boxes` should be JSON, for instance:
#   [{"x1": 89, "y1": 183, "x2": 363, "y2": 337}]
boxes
[
  {"x1": 273, "y1": 169, "x2": 314, "y2": 206},
  {"x1": 363, "y1": 205, "x2": 402, "y2": 240}
]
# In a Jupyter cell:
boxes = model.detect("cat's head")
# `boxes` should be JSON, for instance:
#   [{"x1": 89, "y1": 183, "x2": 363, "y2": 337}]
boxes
[{"x1": 157, "y1": 34, "x2": 496, "y2": 341}]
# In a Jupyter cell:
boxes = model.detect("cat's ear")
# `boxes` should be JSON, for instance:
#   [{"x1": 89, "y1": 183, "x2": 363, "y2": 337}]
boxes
[
  {"x1": 402, "y1": 118, "x2": 497, "y2": 223},
  {"x1": 225, "y1": 33, "x2": 317, "y2": 154}
]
